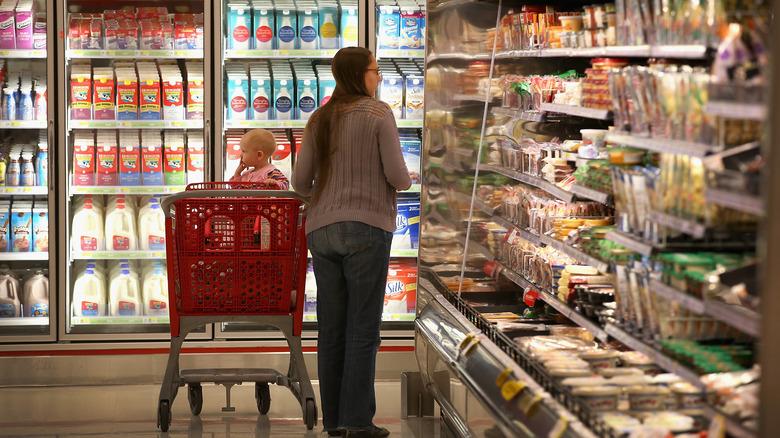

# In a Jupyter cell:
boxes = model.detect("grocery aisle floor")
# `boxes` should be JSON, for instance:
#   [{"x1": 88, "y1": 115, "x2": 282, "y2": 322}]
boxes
[{"x1": 0, "y1": 380, "x2": 441, "y2": 437}]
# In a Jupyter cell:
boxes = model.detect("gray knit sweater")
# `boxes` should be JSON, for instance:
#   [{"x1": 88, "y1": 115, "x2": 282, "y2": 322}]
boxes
[{"x1": 292, "y1": 97, "x2": 412, "y2": 234}]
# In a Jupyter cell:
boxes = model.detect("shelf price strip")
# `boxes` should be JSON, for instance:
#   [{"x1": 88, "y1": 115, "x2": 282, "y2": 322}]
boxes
[
  {"x1": 492, "y1": 107, "x2": 545, "y2": 122},
  {"x1": 539, "y1": 103, "x2": 611, "y2": 120},
  {"x1": 481, "y1": 164, "x2": 574, "y2": 203},
  {"x1": 648, "y1": 210, "x2": 706, "y2": 239},
  {"x1": 570, "y1": 185, "x2": 611, "y2": 205},
  {"x1": 605, "y1": 230, "x2": 655, "y2": 256},
  {"x1": 705, "y1": 189, "x2": 764, "y2": 217},
  {"x1": 605, "y1": 132, "x2": 718, "y2": 158}
]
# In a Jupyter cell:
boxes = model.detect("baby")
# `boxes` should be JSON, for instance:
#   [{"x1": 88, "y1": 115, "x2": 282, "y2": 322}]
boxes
[{"x1": 230, "y1": 129, "x2": 290, "y2": 189}]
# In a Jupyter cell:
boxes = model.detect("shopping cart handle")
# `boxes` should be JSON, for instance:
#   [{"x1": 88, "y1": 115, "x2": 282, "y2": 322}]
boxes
[{"x1": 161, "y1": 190, "x2": 309, "y2": 219}]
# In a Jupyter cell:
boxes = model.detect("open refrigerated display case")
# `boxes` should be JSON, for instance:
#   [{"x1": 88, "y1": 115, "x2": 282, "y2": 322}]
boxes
[
  {"x1": 416, "y1": 0, "x2": 768, "y2": 436},
  {"x1": 0, "y1": 0, "x2": 55, "y2": 342},
  {"x1": 57, "y1": 0, "x2": 212, "y2": 339}
]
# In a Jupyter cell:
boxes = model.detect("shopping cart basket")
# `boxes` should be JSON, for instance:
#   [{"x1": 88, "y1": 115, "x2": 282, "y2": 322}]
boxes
[{"x1": 157, "y1": 182, "x2": 316, "y2": 432}]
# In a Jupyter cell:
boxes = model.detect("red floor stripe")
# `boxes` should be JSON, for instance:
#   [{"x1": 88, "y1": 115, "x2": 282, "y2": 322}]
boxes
[{"x1": 0, "y1": 345, "x2": 415, "y2": 357}]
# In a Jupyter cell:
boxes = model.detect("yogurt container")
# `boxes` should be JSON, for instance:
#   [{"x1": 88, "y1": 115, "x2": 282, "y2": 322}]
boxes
[
  {"x1": 626, "y1": 385, "x2": 671, "y2": 411},
  {"x1": 622, "y1": 352, "x2": 664, "y2": 376},
  {"x1": 573, "y1": 385, "x2": 620, "y2": 411},
  {"x1": 578, "y1": 350, "x2": 620, "y2": 370},
  {"x1": 597, "y1": 367, "x2": 643, "y2": 378},
  {"x1": 549, "y1": 368, "x2": 593, "y2": 382},
  {"x1": 580, "y1": 129, "x2": 608, "y2": 147},
  {"x1": 670, "y1": 382, "x2": 709, "y2": 410},
  {"x1": 561, "y1": 376, "x2": 605, "y2": 391}
]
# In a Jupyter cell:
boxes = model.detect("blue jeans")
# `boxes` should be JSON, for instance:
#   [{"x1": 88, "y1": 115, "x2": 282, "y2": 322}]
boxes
[{"x1": 307, "y1": 221, "x2": 392, "y2": 430}]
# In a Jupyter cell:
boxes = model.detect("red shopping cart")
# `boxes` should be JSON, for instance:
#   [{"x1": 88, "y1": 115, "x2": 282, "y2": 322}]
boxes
[{"x1": 157, "y1": 182, "x2": 316, "y2": 432}]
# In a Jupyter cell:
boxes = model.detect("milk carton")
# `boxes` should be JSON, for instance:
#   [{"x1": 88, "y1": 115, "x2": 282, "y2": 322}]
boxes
[
  {"x1": 253, "y1": 3, "x2": 274, "y2": 50},
  {"x1": 161, "y1": 74, "x2": 184, "y2": 120},
  {"x1": 70, "y1": 69, "x2": 92, "y2": 120},
  {"x1": 73, "y1": 134, "x2": 95, "y2": 186},
  {"x1": 250, "y1": 73, "x2": 272, "y2": 120},
  {"x1": 185, "y1": 62, "x2": 204, "y2": 119},
  {"x1": 119, "y1": 132, "x2": 141, "y2": 186},
  {"x1": 0, "y1": 6, "x2": 15, "y2": 49},
  {"x1": 31, "y1": 205, "x2": 47, "y2": 252},
  {"x1": 270, "y1": 129, "x2": 292, "y2": 178},
  {"x1": 138, "y1": 71, "x2": 161, "y2": 120},
  {"x1": 0, "y1": 204, "x2": 9, "y2": 252},
  {"x1": 32, "y1": 11, "x2": 45, "y2": 49},
  {"x1": 393, "y1": 201, "x2": 420, "y2": 249},
  {"x1": 228, "y1": 3, "x2": 252, "y2": 50},
  {"x1": 0, "y1": 268, "x2": 20, "y2": 317},
  {"x1": 141, "y1": 142, "x2": 163, "y2": 186},
  {"x1": 379, "y1": 74, "x2": 403, "y2": 119},
  {"x1": 296, "y1": 78, "x2": 317, "y2": 120},
  {"x1": 276, "y1": 8, "x2": 297, "y2": 50},
  {"x1": 186, "y1": 133, "x2": 204, "y2": 184},
  {"x1": 11, "y1": 203, "x2": 32, "y2": 252},
  {"x1": 92, "y1": 68, "x2": 115, "y2": 120},
  {"x1": 400, "y1": 135, "x2": 421, "y2": 184},
  {"x1": 378, "y1": 6, "x2": 400, "y2": 50},
  {"x1": 96, "y1": 141, "x2": 118, "y2": 186},
  {"x1": 116, "y1": 69, "x2": 138, "y2": 120},
  {"x1": 340, "y1": 2, "x2": 358, "y2": 47},
  {"x1": 399, "y1": 6, "x2": 422, "y2": 49},
  {"x1": 405, "y1": 74, "x2": 424, "y2": 120},
  {"x1": 163, "y1": 134, "x2": 185, "y2": 185},
  {"x1": 384, "y1": 264, "x2": 417, "y2": 315},
  {"x1": 274, "y1": 78, "x2": 293, "y2": 120},
  {"x1": 225, "y1": 131, "x2": 243, "y2": 178},
  {"x1": 318, "y1": 73, "x2": 336, "y2": 106},
  {"x1": 15, "y1": 2, "x2": 34, "y2": 50}
]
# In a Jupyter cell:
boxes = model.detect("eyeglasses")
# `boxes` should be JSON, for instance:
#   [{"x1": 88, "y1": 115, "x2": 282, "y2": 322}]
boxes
[{"x1": 366, "y1": 68, "x2": 382, "y2": 75}]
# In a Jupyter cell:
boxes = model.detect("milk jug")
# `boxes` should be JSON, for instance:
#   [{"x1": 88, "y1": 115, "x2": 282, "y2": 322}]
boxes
[
  {"x1": 71, "y1": 201, "x2": 105, "y2": 252},
  {"x1": 0, "y1": 267, "x2": 20, "y2": 317},
  {"x1": 72, "y1": 269, "x2": 106, "y2": 317},
  {"x1": 138, "y1": 199, "x2": 165, "y2": 251},
  {"x1": 109, "y1": 269, "x2": 140, "y2": 316},
  {"x1": 142, "y1": 266, "x2": 168, "y2": 316},
  {"x1": 105, "y1": 201, "x2": 137, "y2": 251},
  {"x1": 22, "y1": 269, "x2": 48, "y2": 317}
]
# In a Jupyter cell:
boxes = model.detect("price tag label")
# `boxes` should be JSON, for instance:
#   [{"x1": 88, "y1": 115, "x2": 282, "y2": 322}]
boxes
[
  {"x1": 500, "y1": 380, "x2": 525, "y2": 401},
  {"x1": 548, "y1": 418, "x2": 568, "y2": 438}
]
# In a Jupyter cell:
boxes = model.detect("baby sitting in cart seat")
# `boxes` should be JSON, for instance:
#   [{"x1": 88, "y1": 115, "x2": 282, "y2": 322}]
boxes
[{"x1": 230, "y1": 129, "x2": 290, "y2": 189}]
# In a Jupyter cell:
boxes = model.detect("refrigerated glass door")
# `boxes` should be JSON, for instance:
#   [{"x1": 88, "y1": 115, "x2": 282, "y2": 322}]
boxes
[
  {"x1": 58, "y1": 0, "x2": 210, "y2": 339},
  {"x1": 0, "y1": 0, "x2": 55, "y2": 342}
]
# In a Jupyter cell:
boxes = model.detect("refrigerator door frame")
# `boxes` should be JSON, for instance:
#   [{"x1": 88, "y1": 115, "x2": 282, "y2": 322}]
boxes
[{"x1": 56, "y1": 0, "x2": 213, "y2": 342}]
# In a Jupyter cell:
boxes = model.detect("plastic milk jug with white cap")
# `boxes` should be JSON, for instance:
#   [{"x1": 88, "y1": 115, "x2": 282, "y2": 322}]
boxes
[
  {"x1": 142, "y1": 265, "x2": 168, "y2": 316},
  {"x1": 0, "y1": 267, "x2": 20, "y2": 317},
  {"x1": 71, "y1": 199, "x2": 105, "y2": 253},
  {"x1": 104, "y1": 200, "x2": 137, "y2": 251},
  {"x1": 109, "y1": 268, "x2": 141, "y2": 316},
  {"x1": 72, "y1": 268, "x2": 106, "y2": 317},
  {"x1": 22, "y1": 269, "x2": 48, "y2": 317},
  {"x1": 137, "y1": 198, "x2": 165, "y2": 251}
]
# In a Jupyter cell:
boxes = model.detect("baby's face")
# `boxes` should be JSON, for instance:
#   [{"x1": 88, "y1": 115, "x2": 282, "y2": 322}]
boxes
[{"x1": 239, "y1": 141, "x2": 265, "y2": 168}]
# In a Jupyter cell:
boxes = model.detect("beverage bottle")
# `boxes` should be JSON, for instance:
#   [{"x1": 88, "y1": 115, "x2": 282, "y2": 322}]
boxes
[
  {"x1": 20, "y1": 87, "x2": 33, "y2": 121},
  {"x1": 34, "y1": 84, "x2": 46, "y2": 121},
  {"x1": 22, "y1": 269, "x2": 48, "y2": 317}
]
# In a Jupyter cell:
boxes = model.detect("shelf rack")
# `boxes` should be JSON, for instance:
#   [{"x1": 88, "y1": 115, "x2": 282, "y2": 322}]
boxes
[
  {"x1": 70, "y1": 186, "x2": 185, "y2": 195},
  {"x1": 67, "y1": 49, "x2": 203, "y2": 59},
  {"x1": 0, "y1": 49, "x2": 47, "y2": 58},
  {"x1": 71, "y1": 316, "x2": 170, "y2": 325},
  {"x1": 482, "y1": 164, "x2": 574, "y2": 203},
  {"x1": 69, "y1": 120, "x2": 204, "y2": 129},
  {"x1": 0, "y1": 120, "x2": 47, "y2": 129},
  {"x1": 648, "y1": 210, "x2": 707, "y2": 239},
  {"x1": 604, "y1": 230, "x2": 655, "y2": 256},
  {"x1": 539, "y1": 103, "x2": 611, "y2": 120},
  {"x1": 649, "y1": 279, "x2": 760, "y2": 337},
  {"x1": 492, "y1": 107, "x2": 545, "y2": 122},
  {"x1": 704, "y1": 101, "x2": 766, "y2": 121},
  {"x1": 430, "y1": 45, "x2": 709, "y2": 61},
  {"x1": 0, "y1": 186, "x2": 48, "y2": 196},
  {"x1": 570, "y1": 185, "x2": 611, "y2": 204},
  {"x1": 705, "y1": 189, "x2": 764, "y2": 217},
  {"x1": 702, "y1": 406, "x2": 758, "y2": 438},
  {"x1": 223, "y1": 119, "x2": 423, "y2": 129},
  {"x1": 605, "y1": 132, "x2": 719, "y2": 158},
  {"x1": 540, "y1": 291, "x2": 609, "y2": 342},
  {"x1": 72, "y1": 251, "x2": 166, "y2": 260},
  {"x1": 0, "y1": 253, "x2": 48, "y2": 261}
]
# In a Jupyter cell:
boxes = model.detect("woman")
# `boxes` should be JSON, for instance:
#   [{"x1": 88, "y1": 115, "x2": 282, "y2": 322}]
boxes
[{"x1": 292, "y1": 47, "x2": 411, "y2": 438}]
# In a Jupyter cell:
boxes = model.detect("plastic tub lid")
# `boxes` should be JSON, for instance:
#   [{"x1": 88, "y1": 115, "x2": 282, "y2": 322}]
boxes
[
  {"x1": 561, "y1": 376, "x2": 606, "y2": 387},
  {"x1": 573, "y1": 385, "x2": 620, "y2": 396}
]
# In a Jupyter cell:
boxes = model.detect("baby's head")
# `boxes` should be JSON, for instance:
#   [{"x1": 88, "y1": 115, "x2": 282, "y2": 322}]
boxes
[{"x1": 240, "y1": 129, "x2": 277, "y2": 167}]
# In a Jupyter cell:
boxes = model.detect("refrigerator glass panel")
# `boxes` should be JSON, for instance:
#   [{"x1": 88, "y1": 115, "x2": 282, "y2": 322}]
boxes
[
  {"x1": 0, "y1": 0, "x2": 53, "y2": 341},
  {"x1": 62, "y1": 0, "x2": 207, "y2": 337}
]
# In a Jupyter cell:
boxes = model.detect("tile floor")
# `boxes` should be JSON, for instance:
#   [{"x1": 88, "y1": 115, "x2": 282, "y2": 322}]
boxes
[{"x1": 0, "y1": 380, "x2": 442, "y2": 437}]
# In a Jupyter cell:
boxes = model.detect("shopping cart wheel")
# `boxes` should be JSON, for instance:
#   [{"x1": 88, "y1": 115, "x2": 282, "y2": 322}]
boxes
[
  {"x1": 158, "y1": 400, "x2": 171, "y2": 432},
  {"x1": 255, "y1": 382, "x2": 271, "y2": 414},
  {"x1": 188, "y1": 383, "x2": 203, "y2": 415},
  {"x1": 304, "y1": 398, "x2": 316, "y2": 430}
]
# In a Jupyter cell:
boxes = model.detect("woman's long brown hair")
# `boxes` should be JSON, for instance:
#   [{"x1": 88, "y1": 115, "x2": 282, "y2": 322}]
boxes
[{"x1": 308, "y1": 47, "x2": 374, "y2": 204}]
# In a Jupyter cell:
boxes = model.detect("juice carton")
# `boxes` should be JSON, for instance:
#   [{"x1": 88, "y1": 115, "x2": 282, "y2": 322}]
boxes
[
  {"x1": 118, "y1": 140, "x2": 140, "y2": 186},
  {"x1": 31, "y1": 206, "x2": 47, "y2": 252},
  {"x1": 15, "y1": 2, "x2": 34, "y2": 50},
  {"x1": 186, "y1": 133, "x2": 204, "y2": 184},
  {"x1": 378, "y1": 6, "x2": 400, "y2": 50},
  {"x1": 253, "y1": 4, "x2": 274, "y2": 50},
  {"x1": 0, "y1": 6, "x2": 15, "y2": 49},
  {"x1": 228, "y1": 3, "x2": 252, "y2": 50},
  {"x1": 116, "y1": 70, "x2": 138, "y2": 120},
  {"x1": 11, "y1": 203, "x2": 32, "y2": 252},
  {"x1": 297, "y1": 7, "x2": 318, "y2": 50},
  {"x1": 138, "y1": 73, "x2": 161, "y2": 120},
  {"x1": 276, "y1": 8, "x2": 297, "y2": 50},
  {"x1": 141, "y1": 143, "x2": 163, "y2": 186},
  {"x1": 404, "y1": 74, "x2": 424, "y2": 120},
  {"x1": 161, "y1": 74, "x2": 184, "y2": 120},
  {"x1": 73, "y1": 136, "x2": 95, "y2": 186},
  {"x1": 185, "y1": 65, "x2": 204, "y2": 119},
  {"x1": 96, "y1": 143, "x2": 118, "y2": 186},
  {"x1": 318, "y1": 4, "x2": 338, "y2": 49},
  {"x1": 93, "y1": 69, "x2": 115, "y2": 120},
  {"x1": 399, "y1": 7, "x2": 421, "y2": 50},
  {"x1": 163, "y1": 140, "x2": 185, "y2": 185},
  {"x1": 70, "y1": 69, "x2": 92, "y2": 120}
]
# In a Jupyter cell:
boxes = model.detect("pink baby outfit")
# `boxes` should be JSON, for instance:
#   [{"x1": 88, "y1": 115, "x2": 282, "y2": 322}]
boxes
[{"x1": 230, "y1": 163, "x2": 290, "y2": 189}]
